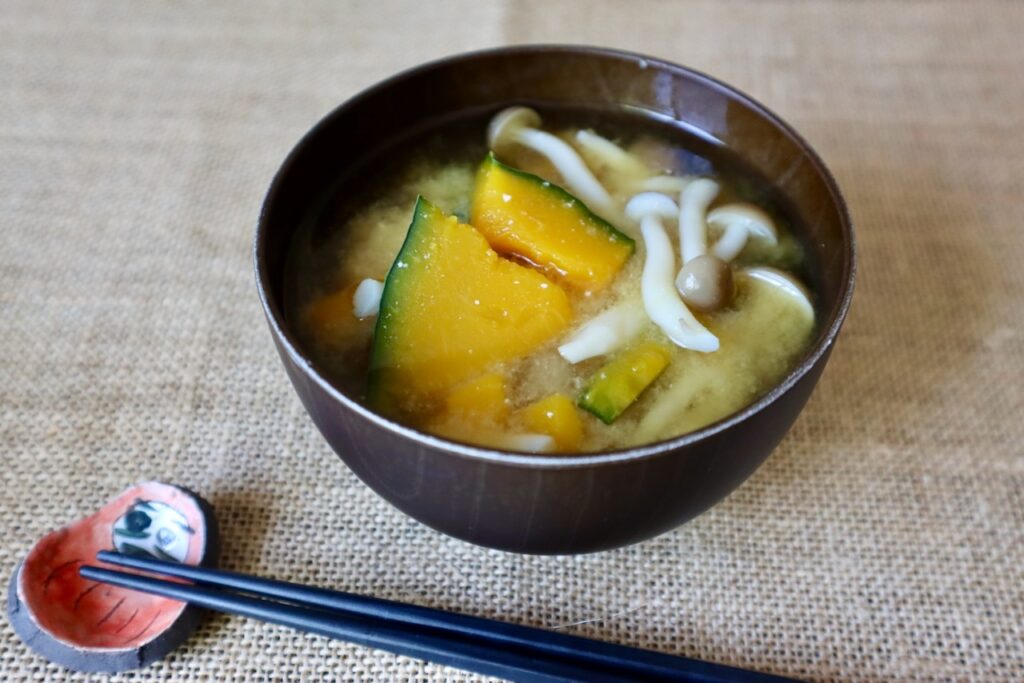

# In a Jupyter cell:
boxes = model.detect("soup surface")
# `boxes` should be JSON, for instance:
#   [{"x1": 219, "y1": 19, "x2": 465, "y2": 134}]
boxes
[{"x1": 285, "y1": 106, "x2": 817, "y2": 453}]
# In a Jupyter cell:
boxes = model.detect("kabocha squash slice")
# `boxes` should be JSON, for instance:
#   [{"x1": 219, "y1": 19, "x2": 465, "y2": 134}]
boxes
[
  {"x1": 302, "y1": 282, "x2": 371, "y2": 350},
  {"x1": 470, "y1": 154, "x2": 634, "y2": 291},
  {"x1": 518, "y1": 394, "x2": 585, "y2": 451},
  {"x1": 578, "y1": 343, "x2": 672, "y2": 424},
  {"x1": 444, "y1": 373, "x2": 510, "y2": 423},
  {"x1": 431, "y1": 374, "x2": 511, "y2": 450},
  {"x1": 369, "y1": 197, "x2": 572, "y2": 414}
]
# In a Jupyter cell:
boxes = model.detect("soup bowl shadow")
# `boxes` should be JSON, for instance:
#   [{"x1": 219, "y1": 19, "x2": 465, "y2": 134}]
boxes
[{"x1": 255, "y1": 46, "x2": 855, "y2": 554}]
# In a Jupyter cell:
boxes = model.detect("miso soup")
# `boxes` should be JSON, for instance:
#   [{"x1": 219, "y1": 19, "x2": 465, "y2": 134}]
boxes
[{"x1": 284, "y1": 106, "x2": 817, "y2": 453}]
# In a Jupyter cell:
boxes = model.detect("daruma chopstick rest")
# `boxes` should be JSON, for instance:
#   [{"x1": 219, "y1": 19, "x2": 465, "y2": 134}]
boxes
[{"x1": 6, "y1": 482, "x2": 217, "y2": 672}]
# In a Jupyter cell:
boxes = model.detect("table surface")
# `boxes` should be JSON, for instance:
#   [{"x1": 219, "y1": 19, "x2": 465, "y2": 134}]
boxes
[{"x1": 2, "y1": 1, "x2": 1022, "y2": 681}]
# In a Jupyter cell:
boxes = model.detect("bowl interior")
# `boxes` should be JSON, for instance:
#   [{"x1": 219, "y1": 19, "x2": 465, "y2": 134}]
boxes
[{"x1": 256, "y1": 46, "x2": 854, "y2": 460}]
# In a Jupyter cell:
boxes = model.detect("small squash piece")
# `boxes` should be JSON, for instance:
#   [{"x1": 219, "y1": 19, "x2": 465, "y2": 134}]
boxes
[
  {"x1": 445, "y1": 373, "x2": 509, "y2": 422},
  {"x1": 518, "y1": 394, "x2": 584, "y2": 451},
  {"x1": 302, "y1": 282, "x2": 369, "y2": 349},
  {"x1": 431, "y1": 374, "x2": 511, "y2": 449},
  {"x1": 435, "y1": 376, "x2": 562, "y2": 453},
  {"x1": 369, "y1": 197, "x2": 572, "y2": 413},
  {"x1": 470, "y1": 153, "x2": 634, "y2": 291},
  {"x1": 578, "y1": 343, "x2": 672, "y2": 424}
]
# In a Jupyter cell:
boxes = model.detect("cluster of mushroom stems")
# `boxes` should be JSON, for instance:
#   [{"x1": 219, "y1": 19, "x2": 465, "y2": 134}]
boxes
[
  {"x1": 482, "y1": 106, "x2": 807, "y2": 362},
  {"x1": 351, "y1": 106, "x2": 812, "y2": 364}
]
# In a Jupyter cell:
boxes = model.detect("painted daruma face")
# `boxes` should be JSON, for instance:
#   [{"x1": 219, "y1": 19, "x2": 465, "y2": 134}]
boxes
[
  {"x1": 9, "y1": 483, "x2": 215, "y2": 671},
  {"x1": 112, "y1": 499, "x2": 194, "y2": 563}
]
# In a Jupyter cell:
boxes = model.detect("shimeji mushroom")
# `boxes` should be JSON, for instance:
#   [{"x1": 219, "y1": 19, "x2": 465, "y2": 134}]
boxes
[
  {"x1": 707, "y1": 203, "x2": 778, "y2": 262},
  {"x1": 499, "y1": 433, "x2": 556, "y2": 453},
  {"x1": 675, "y1": 178, "x2": 734, "y2": 312},
  {"x1": 625, "y1": 193, "x2": 719, "y2": 353},
  {"x1": 572, "y1": 129, "x2": 689, "y2": 196},
  {"x1": 675, "y1": 254, "x2": 734, "y2": 313},
  {"x1": 678, "y1": 177, "x2": 719, "y2": 263},
  {"x1": 632, "y1": 175, "x2": 690, "y2": 194},
  {"x1": 557, "y1": 301, "x2": 648, "y2": 363},
  {"x1": 352, "y1": 278, "x2": 384, "y2": 318},
  {"x1": 488, "y1": 107, "x2": 620, "y2": 224},
  {"x1": 743, "y1": 267, "x2": 815, "y2": 321},
  {"x1": 574, "y1": 129, "x2": 651, "y2": 178}
]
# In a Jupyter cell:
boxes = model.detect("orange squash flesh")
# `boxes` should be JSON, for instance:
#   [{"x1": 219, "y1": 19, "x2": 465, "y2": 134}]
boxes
[
  {"x1": 469, "y1": 154, "x2": 635, "y2": 291},
  {"x1": 444, "y1": 373, "x2": 510, "y2": 422},
  {"x1": 578, "y1": 343, "x2": 672, "y2": 424},
  {"x1": 431, "y1": 374, "x2": 511, "y2": 449},
  {"x1": 518, "y1": 393, "x2": 585, "y2": 451},
  {"x1": 369, "y1": 197, "x2": 572, "y2": 414},
  {"x1": 302, "y1": 283, "x2": 359, "y2": 344}
]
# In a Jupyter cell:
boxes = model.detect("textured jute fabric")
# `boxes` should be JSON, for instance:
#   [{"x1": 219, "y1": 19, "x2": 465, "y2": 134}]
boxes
[{"x1": 2, "y1": 1, "x2": 1022, "y2": 681}]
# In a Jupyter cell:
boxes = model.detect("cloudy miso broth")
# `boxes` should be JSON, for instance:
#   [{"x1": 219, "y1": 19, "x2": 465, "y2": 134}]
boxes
[{"x1": 284, "y1": 105, "x2": 817, "y2": 453}]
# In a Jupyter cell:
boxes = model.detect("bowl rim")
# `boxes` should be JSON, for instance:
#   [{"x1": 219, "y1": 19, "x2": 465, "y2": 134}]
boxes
[{"x1": 255, "y1": 44, "x2": 856, "y2": 470}]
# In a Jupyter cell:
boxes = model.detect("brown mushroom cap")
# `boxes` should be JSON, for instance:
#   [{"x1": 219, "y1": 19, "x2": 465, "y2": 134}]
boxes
[{"x1": 676, "y1": 254, "x2": 734, "y2": 313}]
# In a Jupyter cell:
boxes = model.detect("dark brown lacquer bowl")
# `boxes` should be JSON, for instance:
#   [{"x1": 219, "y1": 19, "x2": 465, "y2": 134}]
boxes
[{"x1": 255, "y1": 46, "x2": 855, "y2": 554}]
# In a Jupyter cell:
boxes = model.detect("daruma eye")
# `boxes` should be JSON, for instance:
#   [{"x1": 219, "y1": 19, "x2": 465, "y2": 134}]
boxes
[{"x1": 123, "y1": 510, "x2": 151, "y2": 532}]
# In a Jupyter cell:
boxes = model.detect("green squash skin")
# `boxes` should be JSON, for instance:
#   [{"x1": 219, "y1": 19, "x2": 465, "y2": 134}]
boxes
[
  {"x1": 577, "y1": 349, "x2": 669, "y2": 425},
  {"x1": 578, "y1": 380, "x2": 623, "y2": 425},
  {"x1": 578, "y1": 399, "x2": 618, "y2": 425},
  {"x1": 367, "y1": 195, "x2": 439, "y2": 412},
  {"x1": 480, "y1": 153, "x2": 636, "y2": 253}
]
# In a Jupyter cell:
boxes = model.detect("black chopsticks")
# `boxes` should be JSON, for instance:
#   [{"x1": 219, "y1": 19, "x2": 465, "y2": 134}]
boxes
[{"x1": 80, "y1": 552, "x2": 800, "y2": 683}]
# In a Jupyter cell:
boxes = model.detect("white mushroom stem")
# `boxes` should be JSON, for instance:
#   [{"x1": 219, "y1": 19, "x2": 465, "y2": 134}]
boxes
[
  {"x1": 744, "y1": 267, "x2": 815, "y2": 321},
  {"x1": 352, "y1": 278, "x2": 384, "y2": 319},
  {"x1": 679, "y1": 178, "x2": 720, "y2": 264},
  {"x1": 488, "y1": 107, "x2": 619, "y2": 224},
  {"x1": 573, "y1": 130, "x2": 692, "y2": 197},
  {"x1": 626, "y1": 193, "x2": 719, "y2": 353},
  {"x1": 707, "y1": 204, "x2": 778, "y2": 262},
  {"x1": 515, "y1": 128, "x2": 617, "y2": 219},
  {"x1": 499, "y1": 433, "x2": 556, "y2": 453},
  {"x1": 629, "y1": 175, "x2": 690, "y2": 195},
  {"x1": 574, "y1": 129, "x2": 652, "y2": 178},
  {"x1": 557, "y1": 302, "x2": 647, "y2": 363}
]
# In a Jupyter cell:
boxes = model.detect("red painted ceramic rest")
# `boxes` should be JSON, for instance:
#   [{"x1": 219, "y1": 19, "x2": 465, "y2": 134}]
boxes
[{"x1": 8, "y1": 482, "x2": 216, "y2": 672}]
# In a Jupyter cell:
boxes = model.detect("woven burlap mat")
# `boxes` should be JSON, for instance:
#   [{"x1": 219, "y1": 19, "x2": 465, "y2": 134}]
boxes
[{"x1": 2, "y1": 1, "x2": 1022, "y2": 681}]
